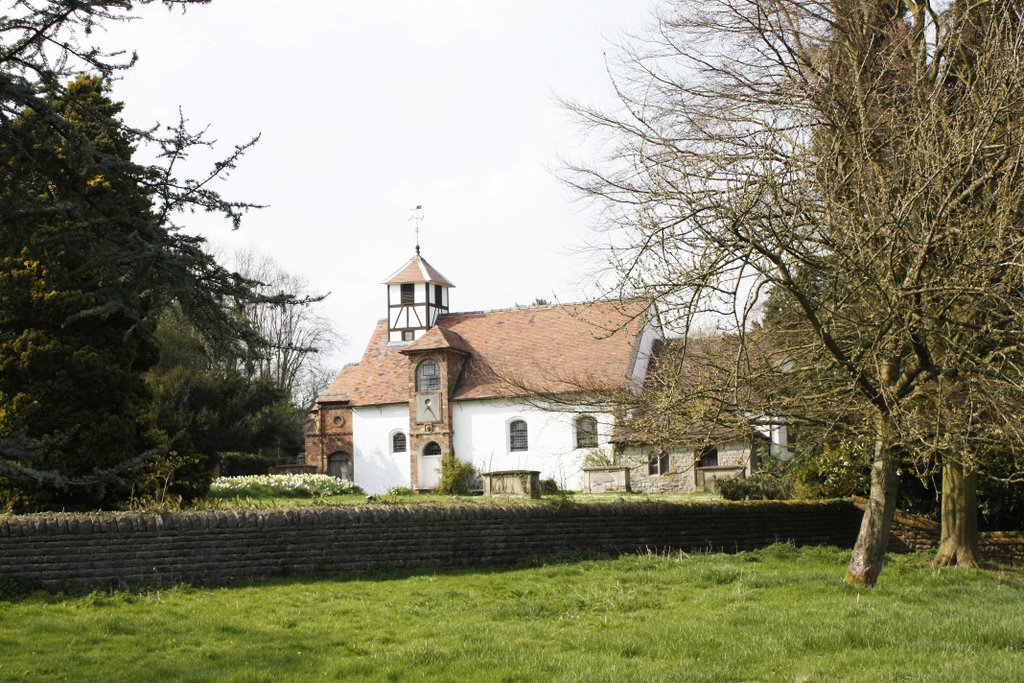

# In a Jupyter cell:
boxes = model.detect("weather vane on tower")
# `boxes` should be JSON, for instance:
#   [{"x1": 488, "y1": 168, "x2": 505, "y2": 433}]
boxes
[{"x1": 409, "y1": 204, "x2": 424, "y2": 255}]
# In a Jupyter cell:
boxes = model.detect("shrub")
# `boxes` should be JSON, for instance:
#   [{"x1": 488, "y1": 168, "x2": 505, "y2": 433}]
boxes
[
  {"x1": 789, "y1": 440, "x2": 871, "y2": 499},
  {"x1": 219, "y1": 451, "x2": 288, "y2": 477},
  {"x1": 386, "y1": 486, "x2": 416, "y2": 496},
  {"x1": 718, "y1": 471, "x2": 793, "y2": 501},
  {"x1": 540, "y1": 478, "x2": 560, "y2": 495},
  {"x1": 436, "y1": 456, "x2": 477, "y2": 495}
]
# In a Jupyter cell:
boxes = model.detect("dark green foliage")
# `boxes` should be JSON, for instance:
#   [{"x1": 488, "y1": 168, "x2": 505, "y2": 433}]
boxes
[
  {"x1": 436, "y1": 456, "x2": 478, "y2": 495},
  {"x1": 0, "y1": 72, "x2": 284, "y2": 509},
  {"x1": 0, "y1": 4, "x2": 292, "y2": 509},
  {"x1": 219, "y1": 452, "x2": 288, "y2": 478},
  {"x1": 788, "y1": 440, "x2": 872, "y2": 499},
  {"x1": 540, "y1": 478, "x2": 560, "y2": 495},
  {"x1": 718, "y1": 473, "x2": 793, "y2": 501},
  {"x1": 146, "y1": 308, "x2": 304, "y2": 500},
  {"x1": 0, "y1": 77, "x2": 167, "y2": 510},
  {"x1": 978, "y1": 452, "x2": 1024, "y2": 531},
  {"x1": 148, "y1": 367, "x2": 302, "y2": 500}
]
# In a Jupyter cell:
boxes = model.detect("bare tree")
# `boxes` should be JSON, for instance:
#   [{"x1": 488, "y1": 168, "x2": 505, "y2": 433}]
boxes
[
  {"x1": 566, "y1": 1, "x2": 1024, "y2": 584},
  {"x1": 231, "y1": 249, "x2": 344, "y2": 407}
]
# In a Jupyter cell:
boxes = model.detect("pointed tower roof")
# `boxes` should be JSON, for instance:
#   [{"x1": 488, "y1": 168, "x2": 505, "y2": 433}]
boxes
[{"x1": 382, "y1": 253, "x2": 455, "y2": 287}]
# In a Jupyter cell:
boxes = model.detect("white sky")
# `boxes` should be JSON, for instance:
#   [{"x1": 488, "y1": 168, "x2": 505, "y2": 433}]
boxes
[{"x1": 103, "y1": 1, "x2": 655, "y2": 365}]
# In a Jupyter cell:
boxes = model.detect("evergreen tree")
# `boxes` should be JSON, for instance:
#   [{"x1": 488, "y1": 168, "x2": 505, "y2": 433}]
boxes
[
  {"x1": 0, "y1": 3, "x2": 283, "y2": 509},
  {"x1": 146, "y1": 307, "x2": 304, "y2": 503},
  {"x1": 0, "y1": 76, "x2": 168, "y2": 508}
]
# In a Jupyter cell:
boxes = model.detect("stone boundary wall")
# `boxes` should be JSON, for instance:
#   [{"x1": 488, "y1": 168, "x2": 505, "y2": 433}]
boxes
[
  {"x1": 852, "y1": 498, "x2": 1024, "y2": 565},
  {"x1": 0, "y1": 501, "x2": 862, "y2": 588},
  {"x1": 889, "y1": 513, "x2": 1024, "y2": 565}
]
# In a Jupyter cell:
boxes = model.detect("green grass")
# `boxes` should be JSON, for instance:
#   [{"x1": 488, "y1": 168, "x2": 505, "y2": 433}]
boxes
[{"x1": 1, "y1": 546, "x2": 1021, "y2": 682}]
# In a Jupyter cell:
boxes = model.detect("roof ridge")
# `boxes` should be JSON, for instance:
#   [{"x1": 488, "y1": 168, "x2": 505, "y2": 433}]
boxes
[{"x1": 441, "y1": 296, "x2": 650, "y2": 318}]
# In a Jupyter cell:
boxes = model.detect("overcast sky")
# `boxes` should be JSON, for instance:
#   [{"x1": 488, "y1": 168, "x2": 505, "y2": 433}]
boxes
[{"x1": 103, "y1": 1, "x2": 655, "y2": 365}]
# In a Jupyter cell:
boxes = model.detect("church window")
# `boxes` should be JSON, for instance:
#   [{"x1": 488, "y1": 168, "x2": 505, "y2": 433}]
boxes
[
  {"x1": 698, "y1": 446, "x2": 719, "y2": 468},
  {"x1": 392, "y1": 432, "x2": 407, "y2": 453},
  {"x1": 648, "y1": 451, "x2": 671, "y2": 475},
  {"x1": 509, "y1": 419, "x2": 528, "y2": 451},
  {"x1": 401, "y1": 283, "x2": 414, "y2": 304},
  {"x1": 423, "y1": 441, "x2": 442, "y2": 456},
  {"x1": 434, "y1": 284, "x2": 443, "y2": 306},
  {"x1": 575, "y1": 415, "x2": 598, "y2": 448},
  {"x1": 416, "y1": 360, "x2": 441, "y2": 391}
]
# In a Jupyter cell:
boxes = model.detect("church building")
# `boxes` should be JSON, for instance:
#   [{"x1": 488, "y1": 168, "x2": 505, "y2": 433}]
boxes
[{"x1": 303, "y1": 250, "x2": 661, "y2": 494}]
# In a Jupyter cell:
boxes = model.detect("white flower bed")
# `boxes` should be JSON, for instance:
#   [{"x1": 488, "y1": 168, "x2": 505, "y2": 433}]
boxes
[{"x1": 209, "y1": 474, "x2": 362, "y2": 497}]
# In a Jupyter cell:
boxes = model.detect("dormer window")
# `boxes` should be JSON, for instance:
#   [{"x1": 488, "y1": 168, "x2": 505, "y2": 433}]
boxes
[
  {"x1": 416, "y1": 360, "x2": 441, "y2": 392},
  {"x1": 401, "y1": 283, "x2": 415, "y2": 304}
]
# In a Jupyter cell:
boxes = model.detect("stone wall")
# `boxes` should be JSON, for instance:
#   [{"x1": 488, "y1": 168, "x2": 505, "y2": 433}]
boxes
[
  {"x1": 622, "y1": 442, "x2": 751, "y2": 493},
  {"x1": 0, "y1": 501, "x2": 862, "y2": 589},
  {"x1": 854, "y1": 498, "x2": 1024, "y2": 565},
  {"x1": 621, "y1": 446, "x2": 696, "y2": 493},
  {"x1": 980, "y1": 532, "x2": 1024, "y2": 565}
]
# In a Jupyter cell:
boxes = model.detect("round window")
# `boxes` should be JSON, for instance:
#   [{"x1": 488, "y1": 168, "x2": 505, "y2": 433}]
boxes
[{"x1": 333, "y1": 415, "x2": 345, "y2": 426}]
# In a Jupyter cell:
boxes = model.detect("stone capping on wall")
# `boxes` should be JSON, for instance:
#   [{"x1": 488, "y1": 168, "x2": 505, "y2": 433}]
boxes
[{"x1": 0, "y1": 501, "x2": 865, "y2": 589}]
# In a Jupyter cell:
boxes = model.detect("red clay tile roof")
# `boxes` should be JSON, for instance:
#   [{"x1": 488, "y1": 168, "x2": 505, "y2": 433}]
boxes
[
  {"x1": 319, "y1": 299, "x2": 653, "y2": 406},
  {"x1": 382, "y1": 254, "x2": 455, "y2": 287}
]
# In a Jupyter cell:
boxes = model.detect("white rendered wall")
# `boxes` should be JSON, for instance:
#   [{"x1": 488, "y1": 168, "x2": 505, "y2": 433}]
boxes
[
  {"x1": 352, "y1": 404, "x2": 411, "y2": 494},
  {"x1": 451, "y1": 399, "x2": 614, "y2": 491}
]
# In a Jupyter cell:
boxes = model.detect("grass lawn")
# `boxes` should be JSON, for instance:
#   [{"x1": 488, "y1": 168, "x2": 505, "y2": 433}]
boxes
[{"x1": 1, "y1": 546, "x2": 1021, "y2": 682}]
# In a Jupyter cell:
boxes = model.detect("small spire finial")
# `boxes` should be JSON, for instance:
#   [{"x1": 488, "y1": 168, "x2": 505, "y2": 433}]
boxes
[{"x1": 409, "y1": 205, "x2": 424, "y2": 256}]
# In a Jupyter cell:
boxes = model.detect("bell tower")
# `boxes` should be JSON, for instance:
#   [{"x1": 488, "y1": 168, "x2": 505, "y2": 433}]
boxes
[{"x1": 383, "y1": 250, "x2": 455, "y2": 343}]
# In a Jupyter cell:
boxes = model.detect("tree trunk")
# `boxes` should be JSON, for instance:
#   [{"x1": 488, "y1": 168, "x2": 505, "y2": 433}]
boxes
[
  {"x1": 845, "y1": 415, "x2": 900, "y2": 587},
  {"x1": 932, "y1": 458, "x2": 981, "y2": 568}
]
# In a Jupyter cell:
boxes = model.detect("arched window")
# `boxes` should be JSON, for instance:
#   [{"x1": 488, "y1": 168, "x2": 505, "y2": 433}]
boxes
[
  {"x1": 509, "y1": 419, "x2": 528, "y2": 452},
  {"x1": 392, "y1": 432, "x2": 407, "y2": 453},
  {"x1": 423, "y1": 441, "x2": 442, "y2": 456},
  {"x1": 575, "y1": 415, "x2": 598, "y2": 449},
  {"x1": 699, "y1": 446, "x2": 719, "y2": 468},
  {"x1": 416, "y1": 360, "x2": 441, "y2": 392}
]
